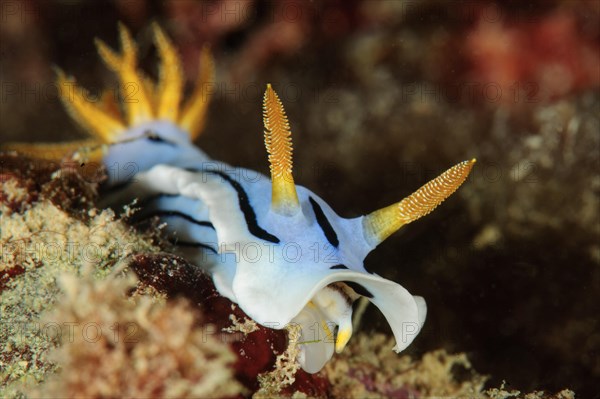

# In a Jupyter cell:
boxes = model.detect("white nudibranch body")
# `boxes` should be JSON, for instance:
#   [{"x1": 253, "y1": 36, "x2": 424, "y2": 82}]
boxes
[
  {"x1": 116, "y1": 162, "x2": 430, "y2": 373},
  {"x1": 29, "y1": 25, "x2": 475, "y2": 373}
]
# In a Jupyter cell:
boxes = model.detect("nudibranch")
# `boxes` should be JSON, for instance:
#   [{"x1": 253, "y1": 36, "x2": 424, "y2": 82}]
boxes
[
  {"x1": 4, "y1": 22, "x2": 214, "y2": 177},
  {"x1": 2, "y1": 24, "x2": 475, "y2": 373}
]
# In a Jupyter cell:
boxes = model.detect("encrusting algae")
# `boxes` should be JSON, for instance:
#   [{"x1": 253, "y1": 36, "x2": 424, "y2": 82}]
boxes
[
  {"x1": 325, "y1": 333, "x2": 486, "y2": 398},
  {"x1": 27, "y1": 269, "x2": 243, "y2": 398},
  {"x1": 254, "y1": 323, "x2": 303, "y2": 398},
  {"x1": 0, "y1": 156, "x2": 161, "y2": 396}
]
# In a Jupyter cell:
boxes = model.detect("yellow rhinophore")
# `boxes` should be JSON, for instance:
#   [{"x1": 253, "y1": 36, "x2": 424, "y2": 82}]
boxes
[
  {"x1": 263, "y1": 84, "x2": 300, "y2": 216},
  {"x1": 363, "y1": 159, "x2": 477, "y2": 245}
]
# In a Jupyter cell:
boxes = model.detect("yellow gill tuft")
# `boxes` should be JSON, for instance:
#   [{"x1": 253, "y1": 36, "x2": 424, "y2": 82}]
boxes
[{"x1": 178, "y1": 45, "x2": 215, "y2": 139}]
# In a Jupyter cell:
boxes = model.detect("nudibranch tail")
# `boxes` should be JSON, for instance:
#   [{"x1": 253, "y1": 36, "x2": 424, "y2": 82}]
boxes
[
  {"x1": 179, "y1": 45, "x2": 215, "y2": 139},
  {"x1": 363, "y1": 159, "x2": 476, "y2": 245},
  {"x1": 263, "y1": 84, "x2": 300, "y2": 215}
]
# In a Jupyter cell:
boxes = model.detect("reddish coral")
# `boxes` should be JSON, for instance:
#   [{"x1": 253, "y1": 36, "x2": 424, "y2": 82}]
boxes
[
  {"x1": 163, "y1": 0, "x2": 361, "y2": 82},
  {"x1": 0, "y1": 154, "x2": 102, "y2": 216},
  {"x1": 464, "y1": 7, "x2": 600, "y2": 103},
  {"x1": 0, "y1": 265, "x2": 26, "y2": 294},
  {"x1": 0, "y1": 154, "x2": 46, "y2": 211},
  {"x1": 129, "y1": 252, "x2": 329, "y2": 395}
]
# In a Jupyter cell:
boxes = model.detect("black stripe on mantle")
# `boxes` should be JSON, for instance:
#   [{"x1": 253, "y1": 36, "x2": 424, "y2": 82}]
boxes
[
  {"x1": 133, "y1": 209, "x2": 215, "y2": 230},
  {"x1": 309, "y1": 196, "x2": 339, "y2": 248},
  {"x1": 188, "y1": 169, "x2": 281, "y2": 244}
]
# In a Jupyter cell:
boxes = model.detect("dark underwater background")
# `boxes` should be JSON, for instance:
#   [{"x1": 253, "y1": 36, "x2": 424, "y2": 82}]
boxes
[{"x1": 1, "y1": 0, "x2": 598, "y2": 396}]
